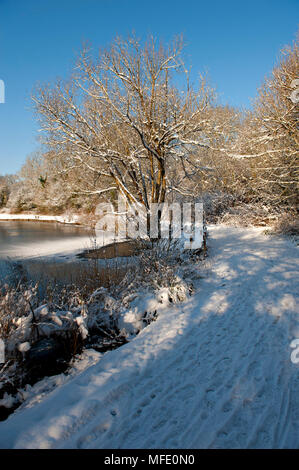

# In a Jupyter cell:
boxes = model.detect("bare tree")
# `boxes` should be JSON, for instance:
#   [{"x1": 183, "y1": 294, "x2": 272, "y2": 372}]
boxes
[
  {"x1": 0, "y1": 174, "x2": 15, "y2": 208},
  {"x1": 220, "y1": 37, "x2": 299, "y2": 206},
  {"x1": 167, "y1": 105, "x2": 244, "y2": 199},
  {"x1": 32, "y1": 34, "x2": 216, "y2": 212}
]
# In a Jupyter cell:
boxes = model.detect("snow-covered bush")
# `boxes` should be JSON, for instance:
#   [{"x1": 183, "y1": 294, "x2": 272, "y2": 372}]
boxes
[
  {"x1": 269, "y1": 212, "x2": 299, "y2": 237},
  {"x1": 0, "y1": 241, "x2": 200, "y2": 362}
]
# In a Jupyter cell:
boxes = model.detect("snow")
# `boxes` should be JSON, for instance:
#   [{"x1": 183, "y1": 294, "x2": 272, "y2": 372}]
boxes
[
  {"x1": 17, "y1": 342, "x2": 31, "y2": 353},
  {"x1": 0, "y1": 225, "x2": 298, "y2": 449},
  {"x1": 0, "y1": 213, "x2": 80, "y2": 224},
  {"x1": 118, "y1": 288, "x2": 170, "y2": 337},
  {"x1": 0, "y1": 350, "x2": 102, "y2": 411},
  {"x1": 0, "y1": 393, "x2": 16, "y2": 409}
]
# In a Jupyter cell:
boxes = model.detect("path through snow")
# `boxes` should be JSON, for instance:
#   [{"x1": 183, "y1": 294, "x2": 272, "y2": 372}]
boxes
[{"x1": 0, "y1": 225, "x2": 298, "y2": 448}]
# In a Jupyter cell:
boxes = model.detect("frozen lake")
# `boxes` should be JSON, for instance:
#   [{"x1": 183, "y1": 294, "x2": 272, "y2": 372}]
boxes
[
  {"x1": 0, "y1": 221, "x2": 94, "y2": 283},
  {"x1": 0, "y1": 220, "x2": 93, "y2": 260}
]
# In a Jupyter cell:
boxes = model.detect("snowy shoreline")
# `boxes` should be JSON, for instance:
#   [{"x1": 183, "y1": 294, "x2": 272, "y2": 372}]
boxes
[{"x1": 0, "y1": 213, "x2": 81, "y2": 225}]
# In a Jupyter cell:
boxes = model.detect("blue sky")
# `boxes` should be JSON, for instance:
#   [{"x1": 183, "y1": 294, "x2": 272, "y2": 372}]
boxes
[{"x1": 0, "y1": 0, "x2": 298, "y2": 175}]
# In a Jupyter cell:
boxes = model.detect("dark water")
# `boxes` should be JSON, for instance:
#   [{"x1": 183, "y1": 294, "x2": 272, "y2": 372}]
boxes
[{"x1": 0, "y1": 221, "x2": 94, "y2": 283}]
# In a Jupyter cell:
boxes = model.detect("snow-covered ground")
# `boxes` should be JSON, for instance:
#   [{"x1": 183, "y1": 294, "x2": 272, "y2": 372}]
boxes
[{"x1": 0, "y1": 225, "x2": 298, "y2": 449}]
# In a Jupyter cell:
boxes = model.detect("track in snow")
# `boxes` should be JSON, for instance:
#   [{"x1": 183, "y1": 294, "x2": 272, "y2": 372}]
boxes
[{"x1": 0, "y1": 225, "x2": 298, "y2": 449}]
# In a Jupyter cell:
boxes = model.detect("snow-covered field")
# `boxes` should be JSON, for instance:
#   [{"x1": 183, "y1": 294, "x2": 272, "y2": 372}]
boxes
[{"x1": 0, "y1": 225, "x2": 298, "y2": 449}]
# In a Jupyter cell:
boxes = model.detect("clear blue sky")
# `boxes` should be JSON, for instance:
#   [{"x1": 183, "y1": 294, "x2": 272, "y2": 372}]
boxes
[{"x1": 0, "y1": 0, "x2": 298, "y2": 175}]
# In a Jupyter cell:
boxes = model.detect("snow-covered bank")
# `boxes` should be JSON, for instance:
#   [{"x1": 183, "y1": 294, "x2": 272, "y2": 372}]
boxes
[
  {"x1": 0, "y1": 349, "x2": 102, "y2": 413},
  {"x1": 0, "y1": 213, "x2": 80, "y2": 224},
  {"x1": 0, "y1": 225, "x2": 298, "y2": 449}
]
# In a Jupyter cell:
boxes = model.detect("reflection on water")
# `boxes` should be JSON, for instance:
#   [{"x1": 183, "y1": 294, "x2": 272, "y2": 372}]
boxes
[{"x1": 0, "y1": 257, "x2": 129, "y2": 291}]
